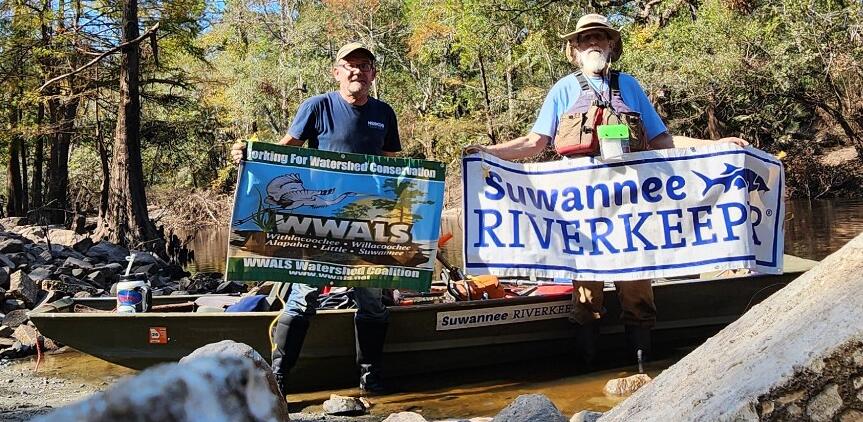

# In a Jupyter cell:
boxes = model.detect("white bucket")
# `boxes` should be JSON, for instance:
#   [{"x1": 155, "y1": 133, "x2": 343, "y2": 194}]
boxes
[{"x1": 116, "y1": 279, "x2": 151, "y2": 313}]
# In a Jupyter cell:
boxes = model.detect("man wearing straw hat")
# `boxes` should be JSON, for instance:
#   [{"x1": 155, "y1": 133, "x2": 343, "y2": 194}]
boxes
[{"x1": 466, "y1": 13, "x2": 747, "y2": 366}]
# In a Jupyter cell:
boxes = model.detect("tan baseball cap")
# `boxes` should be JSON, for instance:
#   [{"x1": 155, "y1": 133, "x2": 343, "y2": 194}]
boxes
[
  {"x1": 335, "y1": 42, "x2": 376, "y2": 62},
  {"x1": 560, "y1": 13, "x2": 622, "y2": 61}
]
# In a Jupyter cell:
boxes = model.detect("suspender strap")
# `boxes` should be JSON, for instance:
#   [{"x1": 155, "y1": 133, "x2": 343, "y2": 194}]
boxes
[
  {"x1": 574, "y1": 70, "x2": 591, "y2": 92},
  {"x1": 610, "y1": 71, "x2": 621, "y2": 95}
]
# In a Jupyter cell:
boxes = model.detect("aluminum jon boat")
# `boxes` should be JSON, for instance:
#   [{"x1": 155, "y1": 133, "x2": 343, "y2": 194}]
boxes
[{"x1": 28, "y1": 254, "x2": 816, "y2": 392}]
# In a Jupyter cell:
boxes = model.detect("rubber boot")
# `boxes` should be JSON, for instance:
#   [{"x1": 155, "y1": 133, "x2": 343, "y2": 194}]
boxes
[
  {"x1": 271, "y1": 313, "x2": 311, "y2": 396},
  {"x1": 355, "y1": 318, "x2": 388, "y2": 394},
  {"x1": 573, "y1": 321, "x2": 599, "y2": 369},
  {"x1": 624, "y1": 325, "x2": 652, "y2": 364}
]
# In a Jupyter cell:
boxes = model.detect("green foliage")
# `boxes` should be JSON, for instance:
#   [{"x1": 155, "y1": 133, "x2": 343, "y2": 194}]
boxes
[{"x1": 2, "y1": 0, "x2": 863, "y2": 209}]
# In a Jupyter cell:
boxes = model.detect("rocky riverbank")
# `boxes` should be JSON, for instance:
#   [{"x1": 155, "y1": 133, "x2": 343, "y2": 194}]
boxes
[
  {"x1": 0, "y1": 217, "x2": 241, "y2": 362},
  {"x1": 11, "y1": 340, "x2": 606, "y2": 422}
]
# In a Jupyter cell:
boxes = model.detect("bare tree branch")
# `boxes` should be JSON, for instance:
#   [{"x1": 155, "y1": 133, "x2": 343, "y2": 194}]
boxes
[{"x1": 38, "y1": 22, "x2": 160, "y2": 92}]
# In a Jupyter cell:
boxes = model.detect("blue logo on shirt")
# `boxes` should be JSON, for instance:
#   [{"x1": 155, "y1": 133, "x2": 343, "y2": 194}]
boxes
[{"x1": 367, "y1": 121, "x2": 385, "y2": 130}]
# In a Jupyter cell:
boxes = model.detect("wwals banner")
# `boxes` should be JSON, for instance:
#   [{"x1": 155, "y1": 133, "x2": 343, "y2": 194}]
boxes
[
  {"x1": 227, "y1": 142, "x2": 446, "y2": 290},
  {"x1": 463, "y1": 143, "x2": 784, "y2": 281}
]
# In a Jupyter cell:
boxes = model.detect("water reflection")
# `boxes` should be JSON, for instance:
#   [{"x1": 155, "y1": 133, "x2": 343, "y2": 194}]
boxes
[
  {"x1": 784, "y1": 199, "x2": 863, "y2": 260},
  {"x1": 182, "y1": 228, "x2": 229, "y2": 274}
]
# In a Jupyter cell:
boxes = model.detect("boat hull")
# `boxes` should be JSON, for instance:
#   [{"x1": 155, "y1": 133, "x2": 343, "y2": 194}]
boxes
[{"x1": 29, "y1": 263, "x2": 812, "y2": 391}]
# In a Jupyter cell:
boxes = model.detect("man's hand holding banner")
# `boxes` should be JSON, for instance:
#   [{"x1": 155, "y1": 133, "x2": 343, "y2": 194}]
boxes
[
  {"x1": 227, "y1": 142, "x2": 446, "y2": 290},
  {"x1": 463, "y1": 143, "x2": 784, "y2": 281}
]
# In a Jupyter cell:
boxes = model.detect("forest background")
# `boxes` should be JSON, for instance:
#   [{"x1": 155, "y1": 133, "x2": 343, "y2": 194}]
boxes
[{"x1": 1, "y1": 0, "x2": 861, "y2": 248}]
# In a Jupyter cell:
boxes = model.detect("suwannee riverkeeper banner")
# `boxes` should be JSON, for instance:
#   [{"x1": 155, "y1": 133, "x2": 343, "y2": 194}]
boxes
[{"x1": 462, "y1": 143, "x2": 784, "y2": 281}]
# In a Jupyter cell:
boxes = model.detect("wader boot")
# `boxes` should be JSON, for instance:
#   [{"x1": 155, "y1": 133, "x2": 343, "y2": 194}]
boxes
[
  {"x1": 271, "y1": 313, "x2": 310, "y2": 396},
  {"x1": 574, "y1": 321, "x2": 599, "y2": 369},
  {"x1": 355, "y1": 319, "x2": 388, "y2": 394},
  {"x1": 624, "y1": 325, "x2": 652, "y2": 364}
]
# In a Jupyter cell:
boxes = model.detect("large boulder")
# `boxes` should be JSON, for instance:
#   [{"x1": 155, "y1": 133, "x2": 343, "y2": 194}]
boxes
[
  {"x1": 492, "y1": 394, "x2": 567, "y2": 422},
  {"x1": 33, "y1": 352, "x2": 289, "y2": 422},
  {"x1": 600, "y1": 234, "x2": 863, "y2": 421},
  {"x1": 85, "y1": 241, "x2": 130, "y2": 264},
  {"x1": 179, "y1": 340, "x2": 290, "y2": 420},
  {"x1": 8, "y1": 270, "x2": 39, "y2": 307},
  {"x1": 602, "y1": 374, "x2": 652, "y2": 396}
]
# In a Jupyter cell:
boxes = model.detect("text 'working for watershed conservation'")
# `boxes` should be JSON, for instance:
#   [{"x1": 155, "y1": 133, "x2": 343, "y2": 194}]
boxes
[{"x1": 227, "y1": 142, "x2": 446, "y2": 290}]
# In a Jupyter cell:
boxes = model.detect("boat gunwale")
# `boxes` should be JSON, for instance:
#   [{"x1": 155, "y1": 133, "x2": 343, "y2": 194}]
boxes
[{"x1": 27, "y1": 268, "x2": 810, "y2": 320}]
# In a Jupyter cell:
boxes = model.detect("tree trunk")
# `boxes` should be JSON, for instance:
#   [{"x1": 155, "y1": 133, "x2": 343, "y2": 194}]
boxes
[
  {"x1": 96, "y1": 0, "x2": 161, "y2": 251},
  {"x1": 31, "y1": 103, "x2": 45, "y2": 212},
  {"x1": 6, "y1": 106, "x2": 24, "y2": 217},
  {"x1": 95, "y1": 89, "x2": 109, "y2": 220},
  {"x1": 478, "y1": 53, "x2": 496, "y2": 144},
  {"x1": 47, "y1": 100, "x2": 77, "y2": 224}
]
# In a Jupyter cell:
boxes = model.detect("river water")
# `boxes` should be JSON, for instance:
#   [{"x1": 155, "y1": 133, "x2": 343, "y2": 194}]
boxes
[{"x1": 15, "y1": 199, "x2": 863, "y2": 419}]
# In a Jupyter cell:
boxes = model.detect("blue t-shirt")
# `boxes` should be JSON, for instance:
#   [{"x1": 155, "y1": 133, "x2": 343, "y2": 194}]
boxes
[
  {"x1": 288, "y1": 91, "x2": 401, "y2": 155},
  {"x1": 531, "y1": 72, "x2": 668, "y2": 144}
]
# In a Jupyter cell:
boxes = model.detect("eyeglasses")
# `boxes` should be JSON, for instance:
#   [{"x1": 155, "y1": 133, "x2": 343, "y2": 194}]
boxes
[{"x1": 338, "y1": 62, "x2": 374, "y2": 72}]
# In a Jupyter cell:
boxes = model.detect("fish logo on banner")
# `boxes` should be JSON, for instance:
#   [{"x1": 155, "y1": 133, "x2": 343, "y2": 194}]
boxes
[
  {"x1": 693, "y1": 163, "x2": 770, "y2": 195},
  {"x1": 265, "y1": 173, "x2": 357, "y2": 210}
]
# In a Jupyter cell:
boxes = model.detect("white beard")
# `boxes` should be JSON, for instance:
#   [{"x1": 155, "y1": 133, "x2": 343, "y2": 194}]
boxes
[{"x1": 580, "y1": 50, "x2": 609, "y2": 75}]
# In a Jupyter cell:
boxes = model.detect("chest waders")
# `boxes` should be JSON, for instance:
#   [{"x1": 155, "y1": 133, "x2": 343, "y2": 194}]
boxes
[{"x1": 553, "y1": 70, "x2": 648, "y2": 158}]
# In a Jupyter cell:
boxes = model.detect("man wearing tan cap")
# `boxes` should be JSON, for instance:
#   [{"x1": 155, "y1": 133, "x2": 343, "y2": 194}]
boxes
[
  {"x1": 231, "y1": 42, "x2": 399, "y2": 395},
  {"x1": 466, "y1": 13, "x2": 747, "y2": 367}
]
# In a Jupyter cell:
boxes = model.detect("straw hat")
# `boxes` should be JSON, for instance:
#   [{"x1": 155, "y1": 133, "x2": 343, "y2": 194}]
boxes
[{"x1": 561, "y1": 14, "x2": 623, "y2": 62}]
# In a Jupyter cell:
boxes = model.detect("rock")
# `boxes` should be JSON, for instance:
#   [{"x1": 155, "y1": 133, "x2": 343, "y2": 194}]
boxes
[
  {"x1": 0, "y1": 267, "x2": 8, "y2": 288},
  {"x1": 570, "y1": 410, "x2": 603, "y2": 422},
  {"x1": 34, "y1": 290, "x2": 64, "y2": 309},
  {"x1": 2, "y1": 309, "x2": 29, "y2": 328},
  {"x1": 12, "y1": 324, "x2": 38, "y2": 347},
  {"x1": 179, "y1": 340, "x2": 289, "y2": 420},
  {"x1": 46, "y1": 229, "x2": 85, "y2": 247},
  {"x1": 0, "y1": 217, "x2": 29, "y2": 227},
  {"x1": 840, "y1": 410, "x2": 863, "y2": 422},
  {"x1": 0, "y1": 238, "x2": 24, "y2": 253},
  {"x1": 85, "y1": 271, "x2": 107, "y2": 288},
  {"x1": 216, "y1": 280, "x2": 246, "y2": 294},
  {"x1": 382, "y1": 411, "x2": 428, "y2": 421},
  {"x1": 8, "y1": 271, "x2": 39, "y2": 308},
  {"x1": 32, "y1": 354, "x2": 289, "y2": 422},
  {"x1": 99, "y1": 262, "x2": 125, "y2": 274},
  {"x1": 26, "y1": 267, "x2": 54, "y2": 283},
  {"x1": 806, "y1": 383, "x2": 843, "y2": 421},
  {"x1": 73, "y1": 291, "x2": 93, "y2": 298},
  {"x1": 48, "y1": 244, "x2": 87, "y2": 261},
  {"x1": 42, "y1": 276, "x2": 99, "y2": 296},
  {"x1": 2, "y1": 299, "x2": 25, "y2": 313},
  {"x1": 148, "y1": 276, "x2": 170, "y2": 289},
  {"x1": 72, "y1": 237, "x2": 94, "y2": 254},
  {"x1": 85, "y1": 241, "x2": 130, "y2": 264},
  {"x1": 603, "y1": 374, "x2": 652, "y2": 396},
  {"x1": 598, "y1": 234, "x2": 863, "y2": 421},
  {"x1": 0, "y1": 340, "x2": 31, "y2": 358},
  {"x1": 63, "y1": 257, "x2": 94, "y2": 270},
  {"x1": 0, "y1": 325, "x2": 13, "y2": 337},
  {"x1": 322, "y1": 394, "x2": 370, "y2": 416},
  {"x1": 492, "y1": 394, "x2": 567, "y2": 422}
]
